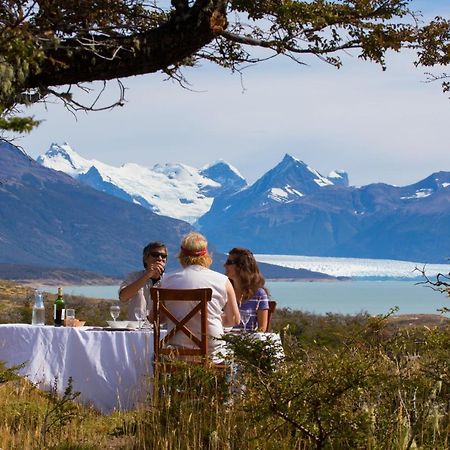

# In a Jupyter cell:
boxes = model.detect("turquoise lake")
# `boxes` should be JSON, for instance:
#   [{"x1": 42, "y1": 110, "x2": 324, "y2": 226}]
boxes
[{"x1": 43, "y1": 280, "x2": 449, "y2": 316}]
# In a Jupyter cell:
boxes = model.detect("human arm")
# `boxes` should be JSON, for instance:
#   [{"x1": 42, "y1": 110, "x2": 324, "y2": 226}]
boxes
[
  {"x1": 257, "y1": 309, "x2": 269, "y2": 332},
  {"x1": 118, "y1": 262, "x2": 165, "y2": 303},
  {"x1": 222, "y1": 279, "x2": 240, "y2": 326},
  {"x1": 255, "y1": 288, "x2": 269, "y2": 332}
]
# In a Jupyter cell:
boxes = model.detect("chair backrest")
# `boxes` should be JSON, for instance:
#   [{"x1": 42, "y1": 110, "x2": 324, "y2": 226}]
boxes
[
  {"x1": 150, "y1": 287, "x2": 213, "y2": 363},
  {"x1": 267, "y1": 300, "x2": 277, "y2": 331}
]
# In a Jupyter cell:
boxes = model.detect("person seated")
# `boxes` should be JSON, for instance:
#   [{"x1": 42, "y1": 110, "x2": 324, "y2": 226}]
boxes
[
  {"x1": 160, "y1": 232, "x2": 240, "y2": 361},
  {"x1": 118, "y1": 241, "x2": 167, "y2": 320},
  {"x1": 224, "y1": 247, "x2": 270, "y2": 332}
]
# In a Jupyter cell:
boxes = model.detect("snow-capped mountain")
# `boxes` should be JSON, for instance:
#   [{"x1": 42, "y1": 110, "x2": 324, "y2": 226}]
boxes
[
  {"x1": 327, "y1": 169, "x2": 349, "y2": 187},
  {"x1": 35, "y1": 145, "x2": 450, "y2": 263},
  {"x1": 198, "y1": 153, "x2": 348, "y2": 219},
  {"x1": 0, "y1": 140, "x2": 191, "y2": 276},
  {"x1": 36, "y1": 143, "x2": 247, "y2": 223},
  {"x1": 198, "y1": 154, "x2": 450, "y2": 263},
  {"x1": 250, "y1": 153, "x2": 347, "y2": 204},
  {"x1": 200, "y1": 160, "x2": 247, "y2": 195}
]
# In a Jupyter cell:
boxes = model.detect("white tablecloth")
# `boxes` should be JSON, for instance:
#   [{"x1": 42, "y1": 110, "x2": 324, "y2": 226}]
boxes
[
  {"x1": 0, "y1": 324, "x2": 158, "y2": 414},
  {"x1": 253, "y1": 332, "x2": 284, "y2": 359},
  {"x1": 231, "y1": 332, "x2": 284, "y2": 358}
]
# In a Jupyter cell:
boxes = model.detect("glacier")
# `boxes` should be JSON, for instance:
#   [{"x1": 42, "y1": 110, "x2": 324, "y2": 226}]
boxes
[{"x1": 255, "y1": 254, "x2": 450, "y2": 279}]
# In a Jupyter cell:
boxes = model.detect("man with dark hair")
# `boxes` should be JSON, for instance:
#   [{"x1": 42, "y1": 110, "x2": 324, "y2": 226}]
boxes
[{"x1": 119, "y1": 242, "x2": 167, "y2": 320}]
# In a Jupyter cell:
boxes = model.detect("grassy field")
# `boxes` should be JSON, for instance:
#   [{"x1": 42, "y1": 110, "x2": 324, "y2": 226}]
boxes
[
  {"x1": 0, "y1": 280, "x2": 120, "y2": 327},
  {"x1": 1, "y1": 279, "x2": 450, "y2": 449}
]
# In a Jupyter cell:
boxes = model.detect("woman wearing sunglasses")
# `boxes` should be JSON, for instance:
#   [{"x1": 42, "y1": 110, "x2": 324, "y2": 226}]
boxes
[
  {"x1": 119, "y1": 241, "x2": 168, "y2": 320},
  {"x1": 224, "y1": 248, "x2": 269, "y2": 332}
]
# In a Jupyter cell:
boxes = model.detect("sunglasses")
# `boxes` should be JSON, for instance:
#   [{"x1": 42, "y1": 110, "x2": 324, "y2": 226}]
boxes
[
  {"x1": 224, "y1": 259, "x2": 238, "y2": 265},
  {"x1": 149, "y1": 252, "x2": 167, "y2": 259}
]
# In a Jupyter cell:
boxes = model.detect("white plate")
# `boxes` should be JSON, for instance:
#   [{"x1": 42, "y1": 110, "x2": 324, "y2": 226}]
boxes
[
  {"x1": 106, "y1": 320, "x2": 129, "y2": 329},
  {"x1": 104, "y1": 327, "x2": 133, "y2": 332},
  {"x1": 127, "y1": 321, "x2": 140, "y2": 329}
]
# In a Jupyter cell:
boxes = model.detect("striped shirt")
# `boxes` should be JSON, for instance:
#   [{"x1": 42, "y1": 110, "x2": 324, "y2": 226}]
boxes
[{"x1": 235, "y1": 287, "x2": 269, "y2": 331}]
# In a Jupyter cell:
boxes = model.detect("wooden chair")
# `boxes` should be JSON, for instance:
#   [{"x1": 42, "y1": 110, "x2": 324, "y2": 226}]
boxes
[
  {"x1": 267, "y1": 300, "x2": 277, "y2": 331},
  {"x1": 150, "y1": 287, "x2": 213, "y2": 369},
  {"x1": 151, "y1": 287, "x2": 230, "y2": 400}
]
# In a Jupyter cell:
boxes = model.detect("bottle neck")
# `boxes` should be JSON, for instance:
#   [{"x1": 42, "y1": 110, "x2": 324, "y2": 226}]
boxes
[{"x1": 56, "y1": 287, "x2": 64, "y2": 303}]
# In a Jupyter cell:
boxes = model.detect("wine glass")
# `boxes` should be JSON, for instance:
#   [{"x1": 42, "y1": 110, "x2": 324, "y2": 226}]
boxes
[
  {"x1": 134, "y1": 307, "x2": 148, "y2": 329},
  {"x1": 110, "y1": 304, "x2": 120, "y2": 322},
  {"x1": 240, "y1": 310, "x2": 251, "y2": 332},
  {"x1": 249, "y1": 312, "x2": 258, "y2": 331}
]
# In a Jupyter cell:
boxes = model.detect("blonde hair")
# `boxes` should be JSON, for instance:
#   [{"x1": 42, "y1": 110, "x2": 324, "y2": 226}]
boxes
[{"x1": 178, "y1": 232, "x2": 212, "y2": 268}]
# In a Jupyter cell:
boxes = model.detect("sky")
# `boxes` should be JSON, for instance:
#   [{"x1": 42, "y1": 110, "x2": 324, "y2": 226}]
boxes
[{"x1": 13, "y1": 1, "x2": 450, "y2": 187}]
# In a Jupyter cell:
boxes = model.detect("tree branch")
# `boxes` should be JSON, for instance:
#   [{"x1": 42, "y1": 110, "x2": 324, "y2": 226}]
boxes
[
  {"x1": 25, "y1": 0, "x2": 227, "y2": 89},
  {"x1": 220, "y1": 29, "x2": 360, "y2": 57}
]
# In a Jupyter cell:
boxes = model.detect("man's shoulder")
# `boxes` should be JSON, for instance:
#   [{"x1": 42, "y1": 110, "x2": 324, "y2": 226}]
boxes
[
  {"x1": 159, "y1": 269, "x2": 183, "y2": 285},
  {"x1": 122, "y1": 270, "x2": 145, "y2": 283},
  {"x1": 204, "y1": 267, "x2": 227, "y2": 279},
  {"x1": 163, "y1": 268, "x2": 184, "y2": 278}
]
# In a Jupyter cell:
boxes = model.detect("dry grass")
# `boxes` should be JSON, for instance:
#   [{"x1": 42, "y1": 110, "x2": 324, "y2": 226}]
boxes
[
  {"x1": 387, "y1": 313, "x2": 450, "y2": 328},
  {"x1": 0, "y1": 363, "x2": 265, "y2": 449},
  {"x1": 0, "y1": 374, "x2": 138, "y2": 449},
  {"x1": 0, "y1": 280, "x2": 33, "y2": 299},
  {"x1": 2, "y1": 279, "x2": 450, "y2": 449},
  {"x1": 0, "y1": 279, "x2": 119, "y2": 326}
]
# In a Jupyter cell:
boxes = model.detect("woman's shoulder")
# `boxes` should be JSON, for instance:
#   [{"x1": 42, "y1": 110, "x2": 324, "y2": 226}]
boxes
[{"x1": 253, "y1": 287, "x2": 268, "y2": 298}]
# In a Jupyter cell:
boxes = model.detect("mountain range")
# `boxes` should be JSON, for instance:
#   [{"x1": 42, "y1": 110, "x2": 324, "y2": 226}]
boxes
[
  {"x1": 37, "y1": 143, "x2": 247, "y2": 224},
  {"x1": 35, "y1": 144, "x2": 450, "y2": 264},
  {"x1": 0, "y1": 140, "x2": 190, "y2": 276},
  {"x1": 1, "y1": 141, "x2": 328, "y2": 280},
  {"x1": 199, "y1": 155, "x2": 450, "y2": 263}
]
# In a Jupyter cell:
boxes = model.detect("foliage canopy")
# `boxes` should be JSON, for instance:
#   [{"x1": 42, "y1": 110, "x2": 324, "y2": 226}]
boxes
[{"x1": 1, "y1": 0, "x2": 449, "y2": 132}]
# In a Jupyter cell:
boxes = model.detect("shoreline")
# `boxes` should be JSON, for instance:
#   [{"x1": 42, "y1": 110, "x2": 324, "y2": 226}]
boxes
[
  {"x1": 1, "y1": 280, "x2": 447, "y2": 324},
  {"x1": 266, "y1": 276, "x2": 351, "y2": 282},
  {"x1": 17, "y1": 276, "x2": 429, "y2": 286},
  {"x1": 16, "y1": 278, "x2": 122, "y2": 287},
  {"x1": 18, "y1": 276, "x2": 342, "y2": 286}
]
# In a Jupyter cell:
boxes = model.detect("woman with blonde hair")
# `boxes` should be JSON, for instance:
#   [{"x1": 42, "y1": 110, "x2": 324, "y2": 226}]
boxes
[
  {"x1": 224, "y1": 247, "x2": 270, "y2": 332},
  {"x1": 161, "y1": 232, "x2": 240, "y2": 360}
]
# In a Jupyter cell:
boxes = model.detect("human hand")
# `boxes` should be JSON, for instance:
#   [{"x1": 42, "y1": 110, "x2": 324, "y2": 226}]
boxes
[{"x1": 146, "y1": 260, "x2": 165, "y2": 279}]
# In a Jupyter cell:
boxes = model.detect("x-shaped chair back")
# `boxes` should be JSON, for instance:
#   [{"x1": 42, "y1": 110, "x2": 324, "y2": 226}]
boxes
[{"x1": 151, "y1": 287, "x2": 213, "y2": 364}]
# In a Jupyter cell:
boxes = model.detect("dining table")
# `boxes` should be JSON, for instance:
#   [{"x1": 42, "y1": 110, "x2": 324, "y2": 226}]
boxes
[
  {"x1": 0, "y1": 324, "x2": 284, "y2": 414},
  {"x1": 222, "y1": 330, "x2": 285, "y2": 360},
  {"x1": 251, "y1": 332, "x2": 284, "y2": 359},
  {"x1": 0, "y1": 324, "x2": 161, "y2": 414}
]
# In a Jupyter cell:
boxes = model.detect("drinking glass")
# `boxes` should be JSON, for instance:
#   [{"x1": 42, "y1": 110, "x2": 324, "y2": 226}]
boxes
[
  {"x1": 65, "y1": 308, "x2": 75, "y2": 326},
  {"x1": 134, "y1": 307, "x2": 149, "y2": 329},
  {"x1": 110, "y1": 304, "x2": 120, "y2": 321},
  {"x1": 249, "y1": 312, "x2": 258, "y2": 331},
  {"x1": 240, "y1": 310, "x2": 251, "y2": 332}
]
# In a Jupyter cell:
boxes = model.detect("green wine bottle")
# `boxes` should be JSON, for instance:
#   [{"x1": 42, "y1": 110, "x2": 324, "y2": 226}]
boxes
[{"x1": 54, "y1": 287, "x2": 65, "y2": 327}]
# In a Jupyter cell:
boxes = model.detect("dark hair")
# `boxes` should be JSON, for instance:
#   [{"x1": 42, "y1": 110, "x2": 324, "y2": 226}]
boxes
[
  {"x1": 143, "y1": 241, "x2": 167, "y2": 268},
  {"x1": 228, "y1": 247, "x2": 268, "y2": 300}
]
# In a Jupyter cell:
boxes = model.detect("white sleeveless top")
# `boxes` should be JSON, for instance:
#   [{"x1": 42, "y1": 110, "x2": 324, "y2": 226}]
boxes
[{"x1": 160, "y1": 265, "x2": 228, "y2": 356}]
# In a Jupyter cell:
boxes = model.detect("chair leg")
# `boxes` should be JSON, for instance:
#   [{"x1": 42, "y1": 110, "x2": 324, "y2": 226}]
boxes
[{"x1": 152, "y1": 365, "x2": 159, "y2": 404}]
